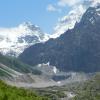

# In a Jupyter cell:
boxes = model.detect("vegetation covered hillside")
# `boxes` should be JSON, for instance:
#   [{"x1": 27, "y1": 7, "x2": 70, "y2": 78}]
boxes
[
  {"x1": 0, "y1": 80, "x2": 49, "y2": 100},
  {"x1": 73, "y1": 73, "x2": 100, "y2": 100}
]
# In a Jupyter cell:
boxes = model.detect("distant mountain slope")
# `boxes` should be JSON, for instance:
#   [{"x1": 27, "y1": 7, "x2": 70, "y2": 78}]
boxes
[
  {"x1": 0, "y1": 53, "x2": 43, "y2": 84},
  {"x1": 0, "y1": 22, "x2": 49, "y2": 56},
  {"x1": 0, "y1": 63, "x2": 22, "y2": 77},
  {"x1": 0, "y1": 54, "x2": 89, "y2": 88},
  {"x1": 0, "y1": 53, "x2": 41, "y2": 76},
  {"x1": 19, "y1": 5, "x2": 100, "y2": 72}
]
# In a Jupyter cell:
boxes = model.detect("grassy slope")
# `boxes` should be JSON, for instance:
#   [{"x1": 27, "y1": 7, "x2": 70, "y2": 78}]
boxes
[
  {"x1": 0, "y1": 80, "x2": 50, "y2": 100},
  {"x1": 0, "y1": 53, "x2": 41, "y2": 75}
]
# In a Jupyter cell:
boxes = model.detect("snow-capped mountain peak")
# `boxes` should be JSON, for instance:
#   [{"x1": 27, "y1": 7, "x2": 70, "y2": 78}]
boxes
[
  {"x1": 80, "y1": 5, "x2": 100, "y2": 26},
  {"x1": 18, "y1": 22, "x2": 40, "y2": 32},
  {"x1": 51, "y1": 5, "x2": 86, "y2": 38},
  {"x1": 0, "y1": 22, "x2": 50, "y2": 56},
  {"x1": 51, "y1": 2, "x2": 100, "y2": 39}
]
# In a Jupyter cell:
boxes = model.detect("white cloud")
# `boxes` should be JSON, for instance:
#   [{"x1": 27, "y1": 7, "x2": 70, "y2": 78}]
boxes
[
  {"x1": 90, "y1": 0, "x2": 100, "y2": 6},
  {"x1": 47, "y1": 4, "x2": 57, "y2": 12},
  {"x1": 47, "y1": 4, "x2": 62, "y2": 13},
  {"x1": 47, "y1": 0, "x2": 100, "y2": 13},
  {"x1": 58, "y1": 0, "x2": 81, "y2": 7},
  {"x1": 57, "y1": 0, "x2": 100, "y2": 7}
]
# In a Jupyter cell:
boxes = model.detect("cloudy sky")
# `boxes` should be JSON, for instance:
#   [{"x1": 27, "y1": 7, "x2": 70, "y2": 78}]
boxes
[{"x1": 0, "y1": 0, "x2": 100, "y2": 34}]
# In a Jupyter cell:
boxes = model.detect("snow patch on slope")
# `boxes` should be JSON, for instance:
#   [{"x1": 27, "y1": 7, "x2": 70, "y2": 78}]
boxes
[
  {"x1": 37, "y1": 63, "x2": 59, "y2": 75},
  {"x1": 53, "y1": 66, "x2": 58, "y2": 74}
]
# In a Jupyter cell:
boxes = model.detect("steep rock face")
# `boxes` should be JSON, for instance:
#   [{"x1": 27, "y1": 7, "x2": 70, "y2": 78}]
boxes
[
  {"x1": 19, "y1": 6, "x2": 100, "y2": 72},
  {"x1": 0, "y1": 22, "x2": 49, "y2": 56}
]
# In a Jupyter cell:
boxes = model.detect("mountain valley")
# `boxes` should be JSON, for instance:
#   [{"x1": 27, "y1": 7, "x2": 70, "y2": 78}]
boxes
[{"x1": 0, "y1": 3, "x2": 100, "y2": 100}]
